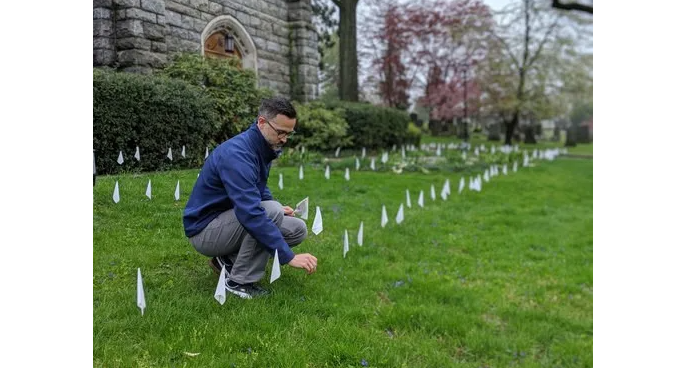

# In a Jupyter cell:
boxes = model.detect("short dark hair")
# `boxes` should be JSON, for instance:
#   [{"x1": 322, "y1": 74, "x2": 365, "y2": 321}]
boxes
[{"x1": 258, "y1": 97, "x2": 297, "y2": 120}]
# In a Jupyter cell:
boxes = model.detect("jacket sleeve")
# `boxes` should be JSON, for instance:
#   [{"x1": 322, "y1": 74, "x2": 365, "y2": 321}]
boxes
[
  {"x1": 262, "y1": 185, "x2": 274, "y2": 201},
  {"x1": 218, "y1": 149, "x2": 295, "y2": 264}
]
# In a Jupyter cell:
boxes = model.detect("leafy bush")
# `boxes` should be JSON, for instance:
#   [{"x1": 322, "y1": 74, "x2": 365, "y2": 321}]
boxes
[
  {"x1": 322, "y1": 101, "x2": 413, "y2": 149},
  {"x1": 159, "y1": 53, "x2": 273, "y2": 140},
  {"x1": 93, "y1": 68, "x2": 217, "y2": 175},
  {"x1": 287, "y1": 101, "x2": 352, "y2": 151},
  {"x1": 406, "y1": 122, "x2": 422, "y2": 146}
]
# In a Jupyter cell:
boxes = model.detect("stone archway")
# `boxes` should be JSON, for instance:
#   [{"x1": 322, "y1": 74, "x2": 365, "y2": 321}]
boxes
[{"x1": 201, "y1": 15, "x2": 258, "y2": 81}]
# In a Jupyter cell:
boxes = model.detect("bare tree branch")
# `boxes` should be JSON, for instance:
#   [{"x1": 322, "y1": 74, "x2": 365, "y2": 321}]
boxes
[
  {"x1": 526, "y1": 17, "x2": 560, "y2": 69},
  {"x1": 491, "y1": 32, "x2": 520, "y2": 70},
  {"x1": 552, "y1": 0, "x2": 592, "y2": 14}
]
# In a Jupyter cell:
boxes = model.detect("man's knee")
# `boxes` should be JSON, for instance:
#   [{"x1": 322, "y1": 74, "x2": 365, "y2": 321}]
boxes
[
  {"x1": 261, "y1": 201, "x2": 284, "y2": 223},
  {"x1": 285, "y1": 217, "x2": 308, "y2": 246}
]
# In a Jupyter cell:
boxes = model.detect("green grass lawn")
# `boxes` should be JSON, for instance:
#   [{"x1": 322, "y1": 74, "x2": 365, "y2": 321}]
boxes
[
  {"x1": 566, "y1": 144, "x2": 593, "y2": 156},
  {"x1": 94, "y1": 156, "x2": 592, "y2": 367}
]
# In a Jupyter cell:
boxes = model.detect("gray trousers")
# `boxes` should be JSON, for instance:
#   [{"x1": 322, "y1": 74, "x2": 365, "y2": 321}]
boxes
[{"x1": 189, "y1": 201, "x2": 307, "y2": 284}]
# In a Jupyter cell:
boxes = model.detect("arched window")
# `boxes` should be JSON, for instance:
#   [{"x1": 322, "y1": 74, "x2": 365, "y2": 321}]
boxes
[
  {"x1": 200, "y1": 15, "x2": 258, "y2": 81},
  {"x1": 203, "y1": 31, "x2": 243, "y2": 61}
]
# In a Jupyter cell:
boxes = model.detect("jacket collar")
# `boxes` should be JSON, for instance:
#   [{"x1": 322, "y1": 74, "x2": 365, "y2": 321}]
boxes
[{"x1": 247, "y1": 121, "x2": 280, "y2": 162}]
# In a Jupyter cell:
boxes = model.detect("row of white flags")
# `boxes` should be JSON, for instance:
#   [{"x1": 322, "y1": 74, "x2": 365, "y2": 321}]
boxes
[
  {"x1": 114, "y1": 148, "x2": 552, "y2": 203},
  {"x1": 111, "y1": 180, "x2": 182, "y2": 203},
  {"x1": 113, "y1": 146, "x2": 212, "y2": 165},
  {"x1": 109, "y1": 143, "x2": 567, "y2": 166},
  {"x1": 133, "y1": 146, "x2": 566, "y2": 311}
]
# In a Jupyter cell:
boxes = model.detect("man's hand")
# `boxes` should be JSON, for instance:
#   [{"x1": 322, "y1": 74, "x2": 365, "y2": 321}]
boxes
[
  {"x1": 288, "y1": 253, "x2": 318, "y2": 274},
  {"x1": 283, "y1": 205, "x2": 295, "y2": 216}
]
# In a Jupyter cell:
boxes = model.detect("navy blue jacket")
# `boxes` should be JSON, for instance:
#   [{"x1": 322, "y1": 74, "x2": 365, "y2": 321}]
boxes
[{"x1": 183, "y1": 122, "x2": 294, "y2": 264}]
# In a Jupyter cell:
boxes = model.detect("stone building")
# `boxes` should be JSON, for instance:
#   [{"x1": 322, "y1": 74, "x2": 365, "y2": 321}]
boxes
[{"x1": 93, "y1": 0, "x2": 319, "y2": 101}]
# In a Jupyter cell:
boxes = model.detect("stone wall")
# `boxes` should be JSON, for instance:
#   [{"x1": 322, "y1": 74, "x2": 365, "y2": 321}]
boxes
[{"x1": 93, "y1": 0, "x2": 319, "y2": 101}]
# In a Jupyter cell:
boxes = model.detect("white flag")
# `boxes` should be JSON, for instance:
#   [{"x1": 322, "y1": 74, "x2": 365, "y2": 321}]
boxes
[
  {"x1": 483, "y1": 170, "x2": 490, "y2": 182},
  {"x1": 357, "y1": 221, "x2": 364, "y2": 246},
  {"x1": 406, "y1": 189, "x2": 412, "y2": 208},
  {"x1": 436, "y1": 146, "x2": 441, "y2": 156},
  {"x1": 370, "y1": 158, "x2": 376, "y2": 171},
  {"x1": 324, "y1": 165, "x2": 330, "y2": 180},
  {"x1": 362, "y1": 147, "x2": 366, "y2": 159},
  {"x1": 113, "y1": 181, "x2": 120, "y2": 203},
  {"x1": 270, "y1": 250, "x2": 281, "y2": 283},
  {"x1": 117, "y1": 151, "x2": 124, "y2": 165},
  {"x1": 395, "y1": 204, "x2": 404, "y2": 224},
  {"x1": 469, "y1": 177, "x2": 475, "y2": 191},
  {"x1": 381, "y1": 205, "x2": 388, "y2": 228},
  {"x1": 344, "y1": 168, "x2": 350, "y2": 181},
  {"x1": 476, "y1": 175, "x2": 483, "y2": 192},
  {"x1": 301, "y1": 146, "x2": 306, "y2": 154},
  {"x1": 513, "y1": 161, "x2": 518, "y2": 172},
  {"x1": 145, "y1": 179, "x2": 152, "y2": 199},
  {"x1": 312, "y1": 206, "x2": 323, "y2": 235},
  {"x1": 503, "y1": 164, "x2": 508, "y2": 175},
  {"x1": 294, "y1": 197, "x2": 309, "y2": 220},
  {"x1": 278, "y1": 173, "x2": 284, "y2": 190},
  {"x1": 205, "y1": 147, "x2": 209, "y2": 159},
  {"x1": 462, "y1": 151, "x2": 467, "y2": 160},
  {"x1": 134, "y1": 146, "x2": 140, "y2": 161},
  {"x1": 440, "y1": 182, "x2": 448, "y2": 200},
  {"x1": 381, "y1": 152, "x2": 388, "y2": 164},
  {"x1": 167, "y1": 147, "x2": 173, "y2": 161},
  {"x1": 343, "y1": 230, "x2": 349, "y2": 258},
  {"x1": 174, "y1": 180, "x2": 180, "y2": 201},
  {"x1": 401, "y1": 146, "x2": 406, "y2": 159},
  {"x1": 355, "y1": 157, "x2": 360, "y2": 170},
  {"x1": 459, "y1": 177, "x2": 465, "y2": 194},
  {"x1": 299, "y1": 165, "x2": 304, "y2": 180},
  {"x1": 214, "y1": 265, "x2": 227, "y2": 304},
  {"x1": 335, "y1": 147, "x2": 341, "y2": 157},
  {"x1": 491, "y1": 145, "x2": 496, "y2": 154},
  {"x1": 474, "y1": 147, "x2": 479, "y2": 156},
  {"x1": 137, "y1": 268, "x2": 146, "y2": 315},
  {"x1": 181, "y1": 145, "x2": 186, "y2": 158},
  {"x1": 430, "y1": 185, "x2": 436, "y2": 201},
  {"x1": 444, "y1": 179, "x2": 451, "y2": 195},
  {"x1": 418, "y1": 190, "x2": 424, "y2": 208}
]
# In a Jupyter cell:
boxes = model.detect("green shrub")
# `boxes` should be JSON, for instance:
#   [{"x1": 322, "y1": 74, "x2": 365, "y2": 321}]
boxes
[
  {"x1": 322, "y1": 101, "x2": 412, "y2": 149},
  {"x1": 159, "y1": 53, "x2": 273, "y2": 140},
  {"x1": 93, "y1": 68, "x2": 217, "y2": 175},
  {"x1": 406, "y1": 122, "x2": 422, "y2": 146},
  {"x1": 287, "y1": 101, "x2": 352, "y2": 151}
]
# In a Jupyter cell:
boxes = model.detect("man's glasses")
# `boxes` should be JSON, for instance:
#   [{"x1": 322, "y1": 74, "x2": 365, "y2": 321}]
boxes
[{"x1": 264, "y1": 118, "x2": 296, "y2": 138}]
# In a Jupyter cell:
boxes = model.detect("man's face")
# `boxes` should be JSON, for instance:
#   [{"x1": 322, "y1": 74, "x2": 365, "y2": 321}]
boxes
[{"x1": 257, "y1": 114, "x2": 296, "y2": 151}]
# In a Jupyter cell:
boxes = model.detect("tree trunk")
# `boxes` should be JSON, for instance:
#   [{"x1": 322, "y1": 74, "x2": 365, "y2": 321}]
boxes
[
  {"x1": 504, "y1": 111, "x2": 519, "y2": 145},
  {"x1": 338, "y1": 0, "x2": 359, "y2": 102}
]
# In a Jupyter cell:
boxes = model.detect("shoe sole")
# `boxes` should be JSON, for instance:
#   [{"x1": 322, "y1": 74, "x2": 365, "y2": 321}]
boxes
[
  {"x1": 208, "y1": 259, "x2": 231, "y2": 278},
  {"x1": 225, "y1": 286, "x2": 253, "y2": 299}
]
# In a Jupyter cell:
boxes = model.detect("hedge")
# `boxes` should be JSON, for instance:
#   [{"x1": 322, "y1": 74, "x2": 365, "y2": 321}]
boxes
[
  {"x1": 93, "y1": 68, "x2": 217, "y2": 175},
  {"x1": 322, "y1": 101, "x2": 418, "y2": 149}
]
